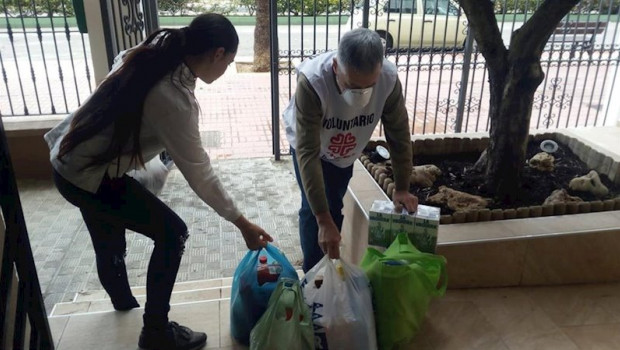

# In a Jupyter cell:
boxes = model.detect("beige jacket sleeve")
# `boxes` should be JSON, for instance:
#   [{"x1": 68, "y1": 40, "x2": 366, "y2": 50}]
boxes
[
  {"x1": 294, "y1": 73, "x2": 330, "y2": 215},
  {"x1": 381, "y1": 79, "x2": 413, "y2": 191},
  {"x1": 143, "y1": 83, "x2": 242, "y2": 222}
]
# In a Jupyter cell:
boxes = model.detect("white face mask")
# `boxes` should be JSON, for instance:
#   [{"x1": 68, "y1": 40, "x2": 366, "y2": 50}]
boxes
[{"x1": 341, "y1": 86, "x2": 373, "y2": 108}]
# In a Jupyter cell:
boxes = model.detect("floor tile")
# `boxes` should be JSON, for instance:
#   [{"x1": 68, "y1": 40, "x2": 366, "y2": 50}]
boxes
[
  {"x1": 419, "y1": 300, "x2": 509, "y2": 350},
  {"x1": 48, "y1": 316, "x2": 69, "y2": 349},
  {"x1": 51, "y1": 301, "x2": 91, "y2": 316},
  {"x1": 55, "y1": 300, "x2": 224, "y2": 350},
  {"x1": 561, "y1": 323, "x2": 620, "y2": 350},
  {"x1": 527, "y1": 284, "x2": 620, "y2": 327},
  {"x1": 475, "y1": 294, "x2": 579, "y2": 350}
]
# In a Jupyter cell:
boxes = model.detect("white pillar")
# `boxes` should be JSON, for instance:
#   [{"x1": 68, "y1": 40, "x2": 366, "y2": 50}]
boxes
[
  {"x1": 84, "y1": 0, "x2": 110, "y2": 85},
  {"x1": 601, "y1": 64, "x2": 620, "y2": 127}
]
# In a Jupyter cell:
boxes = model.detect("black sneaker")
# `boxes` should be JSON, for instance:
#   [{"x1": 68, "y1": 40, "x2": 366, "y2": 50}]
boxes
[{"x1": 138, "y1": 321, "x2": 207, "y2": 350}]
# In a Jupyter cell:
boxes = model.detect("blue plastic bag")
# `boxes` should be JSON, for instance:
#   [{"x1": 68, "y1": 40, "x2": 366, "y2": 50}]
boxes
[{"x1": 230, "y1": 243, "x2": 299, "y2": 345}]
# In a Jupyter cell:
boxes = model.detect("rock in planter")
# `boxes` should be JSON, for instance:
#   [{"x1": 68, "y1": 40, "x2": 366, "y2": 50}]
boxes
[
  {"x1": 410, "y1": 164, "x2": 442, "y2": 188},
  {"x1": 529, "y1": 152, "x2": 555, "y2": 172},
  {"x1": 569, "y1": 170, "x2": 609, "y2": 197},
  {"x1": 543, "y1": 189, "x2": 583, "y2": 205},
  {"x1": 428, "y1": 186, "x2": 489, "y2": 212}
]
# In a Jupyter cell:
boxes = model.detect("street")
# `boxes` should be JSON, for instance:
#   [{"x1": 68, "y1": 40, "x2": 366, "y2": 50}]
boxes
[
  {"x1": 5, "y1": 21, "x2": 620, "y2": 61},
  {"x1": 1, "y1": 21, "x2": 619, "y2": 124}
]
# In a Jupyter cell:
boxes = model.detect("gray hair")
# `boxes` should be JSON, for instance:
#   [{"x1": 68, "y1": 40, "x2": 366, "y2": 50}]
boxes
[{"x1": 337, "y1": 28, "x2": 384, "y2": 74}]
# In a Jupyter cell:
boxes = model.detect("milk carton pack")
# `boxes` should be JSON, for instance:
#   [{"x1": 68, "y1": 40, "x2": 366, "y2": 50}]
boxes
[
  {"x1": 368, "y1": 201, "x2": 394, "y2": 248},
  {"x1": 368, "y1": 200, "x2": 440, "y2": 253}
]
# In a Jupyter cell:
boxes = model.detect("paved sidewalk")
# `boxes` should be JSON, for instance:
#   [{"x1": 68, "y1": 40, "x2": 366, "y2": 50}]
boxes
[
  {"x1": 194, "y1": 58, "x2": 610, "y2": 161},
  {"x1": 19, "y1": 157, "x2": 303, "y2": 315}
]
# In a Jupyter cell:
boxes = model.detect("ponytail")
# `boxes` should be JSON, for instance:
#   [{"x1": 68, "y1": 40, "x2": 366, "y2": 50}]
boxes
[{"x1": 57, "y1": 13, "x2": 239, "y2": 170}]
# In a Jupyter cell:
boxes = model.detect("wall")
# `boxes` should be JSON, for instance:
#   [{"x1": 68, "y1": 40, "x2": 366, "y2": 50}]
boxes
[
  {"x1": 84, "y1": 0, "x2": 110, "y2": 84},
  {"x1": 4, "y1": 117, "x2": 62, "y2": 180}
]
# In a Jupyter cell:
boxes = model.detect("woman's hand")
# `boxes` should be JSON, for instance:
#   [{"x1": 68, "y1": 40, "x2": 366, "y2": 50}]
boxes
[{"x1": 233, "y1": 215, "x2": 273, "y2": 250}]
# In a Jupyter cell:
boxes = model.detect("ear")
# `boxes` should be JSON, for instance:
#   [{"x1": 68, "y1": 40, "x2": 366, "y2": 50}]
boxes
[
  {"x1": 332, "y1": 57, "x2": 338, "y2": 74},
  {"x1": 214, "y1": 47, "x2": 226, "y2": 60}
]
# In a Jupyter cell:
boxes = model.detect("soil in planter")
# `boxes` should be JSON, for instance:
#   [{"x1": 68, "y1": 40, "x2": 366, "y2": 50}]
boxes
[{"x1": 366, "y1": 140, "x2": 620, "y2": 216}]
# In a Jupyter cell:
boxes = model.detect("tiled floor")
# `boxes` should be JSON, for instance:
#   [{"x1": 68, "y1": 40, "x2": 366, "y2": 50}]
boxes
[
  {"x1": 49, "y1": 281, "x2": 620, "y2": 350},
  {"x1": 414, "y1": 282, "x2": 620, "y2": 350},
  {"x1": 18, "y1": 157, "x2": 304, "y2": 315},
  {"x1": 18, "y1": 125, "x2": 620, "y2": 348}
]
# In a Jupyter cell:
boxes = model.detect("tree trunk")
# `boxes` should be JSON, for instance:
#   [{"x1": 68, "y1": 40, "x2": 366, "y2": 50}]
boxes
[
  {"x1": 485, "y1": 58, "x2": 544, "y2": 203},
  {"x1": 458, "y1": 0, "x2": 580, "y2": 203},
  {"x1": 253, "y1": 0, "x2": 270, "y2": 72}
]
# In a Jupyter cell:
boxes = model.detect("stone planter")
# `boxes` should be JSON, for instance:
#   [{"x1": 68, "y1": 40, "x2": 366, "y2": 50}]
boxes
[
  {"x1": 360, "y1": 132, "x2": 620, "y2": 224},
  {"x1": 341, "y1": 129, "x2": 620, "y2": 288}
]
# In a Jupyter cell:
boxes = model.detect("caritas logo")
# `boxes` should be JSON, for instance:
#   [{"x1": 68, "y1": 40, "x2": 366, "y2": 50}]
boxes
[{"x1": 328, "y1": 133, "x2": 356, "y2": 157}]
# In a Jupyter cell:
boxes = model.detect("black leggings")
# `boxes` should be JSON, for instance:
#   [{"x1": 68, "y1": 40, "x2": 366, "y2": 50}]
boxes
[{"x1": 53, "y1": 170, "x2": 187, "y2": 327}]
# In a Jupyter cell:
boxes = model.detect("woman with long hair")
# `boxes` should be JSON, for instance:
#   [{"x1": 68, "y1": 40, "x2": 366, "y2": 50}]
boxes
[{"x1": 45, "y1": 13, "x2": 271, "y2": 350}]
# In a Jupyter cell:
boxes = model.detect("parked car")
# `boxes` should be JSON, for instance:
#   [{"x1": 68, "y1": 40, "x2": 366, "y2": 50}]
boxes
[{"x1": 346, "y1": 0, "x2": 467, "y2": 50}]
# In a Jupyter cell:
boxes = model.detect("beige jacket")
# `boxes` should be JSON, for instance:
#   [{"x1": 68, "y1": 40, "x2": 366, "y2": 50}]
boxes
[{"x1": 44, "y1": 63, "x2": 241, "y2": 222}]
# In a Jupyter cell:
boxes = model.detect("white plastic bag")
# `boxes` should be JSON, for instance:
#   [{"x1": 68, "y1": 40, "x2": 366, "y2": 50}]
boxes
[
  {"x1": 301, "y1": 256, "x2": 377, "y2": 350},
  {"x1": 127, "y1": 157, "x2": 171, "y2": 195}
]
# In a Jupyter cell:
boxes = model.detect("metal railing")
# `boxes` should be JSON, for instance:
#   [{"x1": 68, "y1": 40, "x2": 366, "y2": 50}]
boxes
[
  {"x1": 270, "y1": 0, "x2": 620, "y2": 153},
  {"x1": 0, "y1": 0, "x2": 93, "y2": 116},
  {"x1": 100, "y1": 0, "x2": 159, "y2": 70},
  {"x1": 0, "y1": 0, "x2": 158, "y2": 117},
  {"x1": 0, "y1": 118, "x2": 53, "y2": 349}
]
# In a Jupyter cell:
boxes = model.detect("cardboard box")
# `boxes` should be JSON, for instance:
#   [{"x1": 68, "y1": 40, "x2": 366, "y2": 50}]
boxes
[{"x1": 368, "y1": 200, "x2": 440, "y2": 253}]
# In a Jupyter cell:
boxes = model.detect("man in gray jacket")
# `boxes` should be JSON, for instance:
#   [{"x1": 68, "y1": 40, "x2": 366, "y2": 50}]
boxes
[{"x1": 283, "y1": 28, "x2": 418, "y2": 272}]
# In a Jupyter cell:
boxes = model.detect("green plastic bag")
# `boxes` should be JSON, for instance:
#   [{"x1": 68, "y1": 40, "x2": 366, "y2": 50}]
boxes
[
  {"x1": 250, "y1": 278, "x2": 315, "y2": 350},
  {"x1": 360, "y1": 233, "x2": 447, "y2": 350}
]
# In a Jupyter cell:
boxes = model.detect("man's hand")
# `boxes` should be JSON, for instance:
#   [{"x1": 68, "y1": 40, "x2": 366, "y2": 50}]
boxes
[
  {"x1": 315, "y1": 212, "x2": 341, "y2": 259},
  {"x1": 233, "y1": 215, "x2": 273, "y2": 250},
  {"x1": 393, "y1": 190, "x2": 419, "y2": 213}
]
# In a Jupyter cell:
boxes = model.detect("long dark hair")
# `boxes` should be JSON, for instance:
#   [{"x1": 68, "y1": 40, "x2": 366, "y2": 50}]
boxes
[{"x1": 57, "y1": 13, "x2": 239, "y2": 169}]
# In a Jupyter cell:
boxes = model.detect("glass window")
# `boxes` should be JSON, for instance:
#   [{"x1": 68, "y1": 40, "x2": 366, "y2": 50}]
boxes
[
  {"x1": 424, "y1": 0, "x2": 459, "y2": 16},
  {"x1": 385, "y1": 0, "x2": 417, "y2": 14}
]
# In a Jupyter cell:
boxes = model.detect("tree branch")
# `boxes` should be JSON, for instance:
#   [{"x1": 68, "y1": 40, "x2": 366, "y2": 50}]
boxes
[
  {"x1": 457, "y1": 0, "x2": 508, "y2": 72},
  {"x1": 511, "y1": 0, "x2": 580, "y2": 56}
]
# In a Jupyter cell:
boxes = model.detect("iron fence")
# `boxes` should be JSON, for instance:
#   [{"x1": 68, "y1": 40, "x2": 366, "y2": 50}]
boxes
[
  {"x1": 0, "y1": 0, "x2": 93, "y2": 117},
  {"x1": 100, "y1": 0, "x2": 159, "y2": 70},
  {"x1": 0, "y1": 0, "x2": 157, "y2": 117},
  {"x1": 0, "y1": 117, "x2": 53, "y2": 349},
  {"x1": 271, "y1": 0, "x2": 620, "y2": 155}
]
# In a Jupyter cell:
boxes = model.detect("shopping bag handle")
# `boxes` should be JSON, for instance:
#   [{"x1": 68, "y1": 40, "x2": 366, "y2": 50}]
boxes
[
  {"x1": 264, "y1": 243, "x2": 299, "y2": 278},
  {"x1": 396, "y1": 232, "x2": 421, "y2": 254},
  {"x1": 280, "y1": 278, "x2": 297, "y2": 289},
  {"x1": 274, "y1": 279, "x2": 310, "y2": 323}
]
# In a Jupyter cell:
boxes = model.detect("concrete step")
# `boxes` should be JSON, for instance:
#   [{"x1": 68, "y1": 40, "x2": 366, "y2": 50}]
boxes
[
  {"x1": 49, "y1": 298, "x2": 247, "y2": 350},
  {"x1": 73, "y1": 277, "x2": 234, "y2": 303},
  {"x1": 51, "y1": 271, "x2": 304, "y2": 317},
  {"x1": 51, "y1": 286, "x2": 231, "y2": 317}
]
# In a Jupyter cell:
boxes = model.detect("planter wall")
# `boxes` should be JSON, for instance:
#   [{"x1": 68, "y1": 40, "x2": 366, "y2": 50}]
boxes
[{"x1": 360, "y1": 132, "x2": 620, "y2": 224}]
